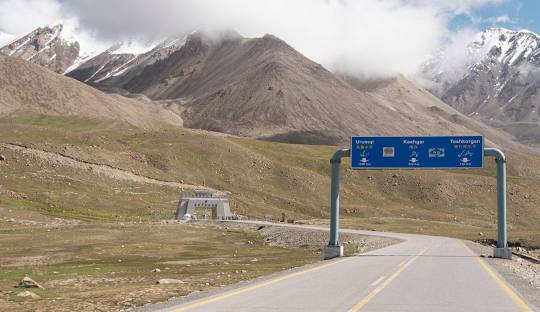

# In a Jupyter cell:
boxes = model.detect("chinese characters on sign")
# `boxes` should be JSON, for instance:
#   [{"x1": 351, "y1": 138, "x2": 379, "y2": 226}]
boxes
[{"x1": 350, "y1": 136, "x2": 484, "y2": 169}]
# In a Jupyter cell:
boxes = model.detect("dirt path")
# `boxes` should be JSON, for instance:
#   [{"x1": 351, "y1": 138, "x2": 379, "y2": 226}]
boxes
[{"x1": 1, "y1": 143, "x2": 220, "y2": 192}]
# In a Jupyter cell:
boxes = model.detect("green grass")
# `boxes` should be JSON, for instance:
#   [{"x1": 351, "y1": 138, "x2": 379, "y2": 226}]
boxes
[
  {"x1": 0, "y1": 112, "x2": 539, "y2": 247},
  {"x1": 0, "y1": 222, "x2": 321, "y2": 310},
  {"x1": 2, "y1": 113, "x2": 105, "y2": 132}
]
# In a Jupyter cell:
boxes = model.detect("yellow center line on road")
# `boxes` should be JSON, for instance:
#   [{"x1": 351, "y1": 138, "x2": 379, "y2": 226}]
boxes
[
  {"x1": 459, "y1": 241, "x2": 534, "y2": 312},
  {"x1": 370, "y1": 275, "x2": 386, "y2": 286},
  {"x1": 348, "y1": 247, "x2": 428, "y2": 312},
  {"x1": 170, "y1": 257, "x2": 352, "y2": 312}
]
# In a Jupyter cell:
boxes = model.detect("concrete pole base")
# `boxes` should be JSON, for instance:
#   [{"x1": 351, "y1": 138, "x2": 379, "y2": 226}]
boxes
[
  {"x1": 493, "y1": 247, "x2": 512, "y2": 260},
  {"x1": 324, "y1": 245, "x2": 344, "y2": 260}
]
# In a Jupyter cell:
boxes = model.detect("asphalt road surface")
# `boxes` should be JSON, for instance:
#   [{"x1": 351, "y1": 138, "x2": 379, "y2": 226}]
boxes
[{"x1": 145, "y1": 223, "x2": 537, "y2": 312}]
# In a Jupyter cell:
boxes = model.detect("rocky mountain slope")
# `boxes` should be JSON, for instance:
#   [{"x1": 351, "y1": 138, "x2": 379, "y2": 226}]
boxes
[
  {"x1": 0, "y1": 54, "x2": 182, "y2": 129},
  {"x1": 65, "y1": 32, "x2": 525, "y2": 149},
  {"x1": 1, "y1": 26, "x2": 530, "y2": 150},
  {"x1": 66, "y1": 36, "x2": 186, "y2": 85},
  {"x1": 423, "y1": 28, "x2": 540, "y2": 144},
  {"x1": 0, "y1": 25, "x2": 80, "y2": 74}
]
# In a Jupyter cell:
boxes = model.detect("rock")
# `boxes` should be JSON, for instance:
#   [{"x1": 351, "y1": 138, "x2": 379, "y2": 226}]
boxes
[
  {"x1": 17, "y1": 291, "x2": 40, "y2": 299},
  {"x1": 151, "y1": 268, "x2": 161, "y2": 273},
  {"x1": 16, "y1": 277, "x2": 44, "y2": 289},
  {"x1": 0, "y1": 290, "x2": 13, "y2": 296},
  {"x1": 478, "y1": 232, "x2": 484, "y2": 236},
  {"x1": 157, "y1": 279, "x2": 184, "y2": 284},
  {"x1": 0, "y1": 155, "x2": 5, "y2": 161}
]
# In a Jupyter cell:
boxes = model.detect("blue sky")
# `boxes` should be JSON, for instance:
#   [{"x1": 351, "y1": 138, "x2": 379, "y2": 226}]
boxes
[{"x1": 451, "y1": 0, "x2": 540, "y2": 33}]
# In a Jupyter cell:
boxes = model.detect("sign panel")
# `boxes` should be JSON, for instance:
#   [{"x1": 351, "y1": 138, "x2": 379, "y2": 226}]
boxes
[{"x1": 351, "y1": 136, "x2": 484, "y2": 169}]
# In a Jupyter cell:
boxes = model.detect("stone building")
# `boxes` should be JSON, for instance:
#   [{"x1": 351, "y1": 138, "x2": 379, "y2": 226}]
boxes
[{"x1": 175, "y1": 190, "x2": 232, "y2": 220}]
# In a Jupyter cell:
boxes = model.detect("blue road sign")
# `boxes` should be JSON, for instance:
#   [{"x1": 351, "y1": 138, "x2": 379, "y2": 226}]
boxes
[{"x1": 351, "y1": 136, "x2": 484, "y2": 169}]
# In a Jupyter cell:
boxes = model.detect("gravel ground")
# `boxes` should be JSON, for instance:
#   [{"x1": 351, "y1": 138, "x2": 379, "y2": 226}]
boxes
[
  {"x1": 258, "y1": 226, "x2": 399, "y2": 254},
  {"x1": 213, "y1": 221, "x2": 401, "y2": 255},
  {"x1": 464, "y1": 240, "x2": 540, "y2": 309}
]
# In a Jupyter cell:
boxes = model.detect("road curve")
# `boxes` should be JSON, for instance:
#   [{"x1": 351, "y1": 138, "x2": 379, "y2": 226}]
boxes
[{"x1": 142, "y1": 222, "x2": 537, "y2": 312}]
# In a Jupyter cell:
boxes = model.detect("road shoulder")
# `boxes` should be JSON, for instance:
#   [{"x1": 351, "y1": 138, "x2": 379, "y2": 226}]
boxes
[{"x1": 463, "y1": 240, "x2": 540, "y2": 311}]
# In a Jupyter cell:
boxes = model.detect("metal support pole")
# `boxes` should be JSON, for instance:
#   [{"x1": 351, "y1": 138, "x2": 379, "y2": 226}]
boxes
[
  {"x1": 325, "y1": 149, "x2": 350, "y2": 260},
  {"x1": 484, "y1": 148, "x2": 511, "y2": 259}
]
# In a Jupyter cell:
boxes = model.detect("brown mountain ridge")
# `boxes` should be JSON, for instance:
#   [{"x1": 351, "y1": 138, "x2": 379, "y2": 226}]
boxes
[
  {"x1": 1, "y1": 30, "x2": 530, "y2": 151},
  {"x1": 67, "y1": 32, "x2": 527, "y2": 150},
  {"x1": 0, "y1": 54, "x2": 182, "y2": 129}
]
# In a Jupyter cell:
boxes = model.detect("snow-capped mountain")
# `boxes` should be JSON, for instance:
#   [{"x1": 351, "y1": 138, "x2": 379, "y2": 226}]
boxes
[
  {"x1": 0, "y1": 24, "x2": 177, "y2": 78},
  {"x1": 66, "y1": 36, "x2": 186, "y2": 86},
  {"x1": 0, "y1": 25, "x2": 80, "y2": 74},
  {"x1": 0, "y1": 25, "x2": 527, "y2": 149},
  {"x1": 423, "y1": 28, "x2": 540, "y2": 143}
]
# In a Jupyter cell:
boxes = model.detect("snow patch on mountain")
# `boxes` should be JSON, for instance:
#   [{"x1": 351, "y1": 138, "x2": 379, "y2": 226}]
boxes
[
  {"x1": 65, "y1": 33, "x2": 188, "y2": 85},
  {"x1": 420, "y1": 28, "x2": 540, "y2": 144},
  {"x1": 422, "y1": 28, "x2": 540, "y2": 95},
  {"x1": 0, "y1": 24, "x2": 80, "y2": 73},
  {"x1": 109, "y1": 41, "x2": 158, "y2": 55}
]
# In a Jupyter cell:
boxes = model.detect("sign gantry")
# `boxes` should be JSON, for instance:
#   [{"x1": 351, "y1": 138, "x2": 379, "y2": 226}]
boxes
[{"x1": 325, "y1": 136, "x2": 511, "y2": 260}]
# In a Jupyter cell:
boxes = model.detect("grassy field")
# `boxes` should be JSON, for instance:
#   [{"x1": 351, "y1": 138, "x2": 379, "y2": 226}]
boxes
[
  {"x1": 0, "y1": 112, "x2": 539, "y2": 310},
  {"x1": 0, "y1": 214, "x2": 323, "y2": 311},
  {"x1": 1, "y1": 112, "x2": 539, "y2": 247}
]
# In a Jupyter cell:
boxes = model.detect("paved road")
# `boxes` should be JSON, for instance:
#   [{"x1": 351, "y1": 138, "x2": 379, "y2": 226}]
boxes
[{"x1": 147, "y1": 223, "x2": 537, "y2": 312}]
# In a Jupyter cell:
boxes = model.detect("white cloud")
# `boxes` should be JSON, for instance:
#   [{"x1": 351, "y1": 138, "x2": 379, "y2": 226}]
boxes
[
  {"x1": 1, "y1": 0, "x2": 506, "y2": 77},
  {"x1": 0, "y1": 0, "x2": 62, "y2": 35},
  {"x1": 418, "y1": 28, "x2": 480, "y2": 91},
  {"x1": 0, "y1": 31, "x2": 15, "y2": 47},
  {"x1": 494, "y1": 15, "x2": 512, "y2": 23},
  {"x1": 471, "y1": 14, "x2": 513, "y2": 25},
  {"x1": 408, "y1": 0, "x2": 505, "y2": 15}
]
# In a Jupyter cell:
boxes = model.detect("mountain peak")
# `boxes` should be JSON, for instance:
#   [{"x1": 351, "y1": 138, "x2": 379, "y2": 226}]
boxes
[
  {"x1": 480, "y1": 27, "x2": 540, "y2": 42},
  {"x1": 0, "y1": 23, "x2": 80, "y2": 74},
  {"x1": 422, "y1": 27, "x2": 540, "y2": 144}
]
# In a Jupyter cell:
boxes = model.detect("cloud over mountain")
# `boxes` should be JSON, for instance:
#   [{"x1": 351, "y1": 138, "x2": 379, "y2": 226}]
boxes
[{"x1": 1, "y1": 0, "x2": 504, "y2": 77}]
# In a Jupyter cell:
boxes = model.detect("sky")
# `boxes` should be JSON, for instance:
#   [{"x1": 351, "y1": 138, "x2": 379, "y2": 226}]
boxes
[
  {"x1": 450, "y1": 0, "x2": 540, "y2": 32},
  {"x1": 0, "y1": 0, "x2": 538, "y2": 77}
]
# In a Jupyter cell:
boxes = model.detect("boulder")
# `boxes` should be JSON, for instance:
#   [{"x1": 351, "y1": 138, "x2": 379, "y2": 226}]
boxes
[{"x1": 16, "y1": 277, "x2": 44, "y2": 289}]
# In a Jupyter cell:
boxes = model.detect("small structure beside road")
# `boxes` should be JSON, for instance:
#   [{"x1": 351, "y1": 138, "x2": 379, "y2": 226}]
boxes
[{"x1": 175, "y1": 190, "x2": 232, "y2": 220}]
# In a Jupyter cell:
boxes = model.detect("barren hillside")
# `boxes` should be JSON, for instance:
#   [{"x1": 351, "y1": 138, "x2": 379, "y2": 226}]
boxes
[
  {"x1": 344, "y1": 75, "x2": 528, "y2": 151},
  {"x1": 78, "y1": 32, "x2": 527, "y2": 150},
  {"x1": 1, "y1": 113, "x2": 539, "y2": 249},
  {"x1": 0, "y1": 54, "x2": 182, "y2": 129}
]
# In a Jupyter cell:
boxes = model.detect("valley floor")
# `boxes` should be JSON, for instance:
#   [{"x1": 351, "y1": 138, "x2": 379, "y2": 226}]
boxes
[
  {"x1": 0, "y1": 113, "x2": 539, "y2": 310},
  {"x1": 0, "y1": 210, "x2": 396, "y2": 311}
]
